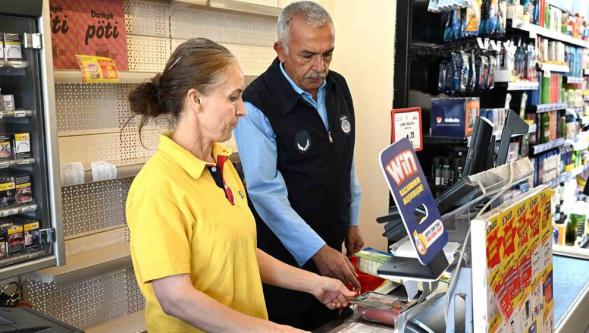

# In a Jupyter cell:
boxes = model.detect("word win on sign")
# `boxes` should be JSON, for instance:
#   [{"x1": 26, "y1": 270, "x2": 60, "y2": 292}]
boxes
[{"x1": 385, "y1": 150, "x2": 417, "y2": 186}]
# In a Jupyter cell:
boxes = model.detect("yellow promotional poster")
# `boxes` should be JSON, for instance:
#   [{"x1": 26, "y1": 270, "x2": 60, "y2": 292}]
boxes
[
  {"x1": 75, "y1": 55, "x2": 120, "y2": 83},
  {"x1": 474, "y1": 188, "x2": 554, "y2": 333},
  {"x1": 540, "y1": 189, "x2": 553, "y2": 241},
  {"x1": 488, "y1": 313, "x2": 503, "y2": 333}
]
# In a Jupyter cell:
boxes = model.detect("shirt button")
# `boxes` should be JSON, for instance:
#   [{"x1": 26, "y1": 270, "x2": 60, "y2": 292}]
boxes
[{"x1": 211, "y1": 167, "x2": 217, "y2": 172}]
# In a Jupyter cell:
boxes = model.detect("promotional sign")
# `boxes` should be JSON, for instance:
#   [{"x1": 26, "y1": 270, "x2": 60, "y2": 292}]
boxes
[
  {"x1": 391, "y1": 107, "x2": 423, "y2": 151},
  {"x1": 472, "y1": 187, "x2": 554, "y2": 333},
  {"x1": 75, "y1": 55, "x2": 120, "y2": 83},
  {"x1": 379, "y1": 138, "x2": 447, "y2": 265},
  {"x1": 50, "y1": 0, "x2": 128, "y2": 70}
]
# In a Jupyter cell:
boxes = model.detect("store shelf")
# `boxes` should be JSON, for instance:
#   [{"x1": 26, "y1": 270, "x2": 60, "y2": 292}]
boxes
[
  {"x1": 565, "y1": 138, "x2": 589, "y2": 152},
  {"x1": 553, "y1": 245, "x2": 589, "y2": 259},
  {"x1": 567, "y1": 107, "x2": 583, "y2": 113},
  {"x1": 85, "y1": 311, "x2": 146, "y2": 333},
  {"x1": 537, "y1": 62, "x2": 570, "y2": 73},
  {"x1": 0, "y1": 60, "x2": 28, "y2": 69},
  {"x1": 209, "y1": 0, "x2": 282, "y2": 17},
  {"x1": 529, "y1": 103, "x2": 568, "y2": 113},
  {"x1": 29, "y1": 241, "x2": 131, "y2": 285},
  {"x1": 0, "y1": 203, "x2": 37, "y2": 218},
  {"x1": 0, "y1": 255, "x2": 56, "y2": 281},
  {"x1": 172, "y1": 0, "x2": 208, "y2": 6},
  {"x1": 571, "y1": 164, "x2": 589, "y2": 178},
  {"x1": 566, "y1": 76, "x2": 585, "y2": 84},
  {"x1": 0, "y1": 110, "x2": 32, "y2": 119},
  {"x1": 54, "y1": 70, "x2": 157, "y2": 84},
  {"x1": 507, "y1": 80, "x2": 539, "y2": 91},
  {"x1": 61, "y1": 162, "x2": 144, "y2": 187},
  {"x1": 0, "y1": 250, "x2": 50, "y2": 269},
  {"x1": 532, "y1": 137, "x2": 565, "y2": 155},
  {"x1": 511, "y1": 20, "x2": 589, "y2": 48},
  {"x1": 55, "y1": 70, "x2": 258, "y2": 87},
  {"x1": 0, "y1": 158, "x2": 35, "y2": 169}
]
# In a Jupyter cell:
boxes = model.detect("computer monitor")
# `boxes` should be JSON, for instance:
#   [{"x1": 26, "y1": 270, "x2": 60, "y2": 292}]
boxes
[{"x1": 495, "y1": 109, "x2": 529, "y2": 166}]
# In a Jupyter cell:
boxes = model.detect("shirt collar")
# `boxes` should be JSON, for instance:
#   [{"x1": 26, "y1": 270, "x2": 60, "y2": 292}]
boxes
[
  {"x1": 158, "y1": 134, "x2": 232, "y2": 179},
  {"x1": 279, "y1": 62, "x2": 327, "y2": 100}
]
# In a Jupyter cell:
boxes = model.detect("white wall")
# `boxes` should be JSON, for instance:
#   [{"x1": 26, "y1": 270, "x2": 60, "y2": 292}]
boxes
[{"x1": 320, "y1": 0, "x2": 396, "y2": 251}]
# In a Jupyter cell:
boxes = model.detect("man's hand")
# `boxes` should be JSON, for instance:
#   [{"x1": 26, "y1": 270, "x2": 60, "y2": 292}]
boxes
[
  {"x1": 312, "y1": 245, "x2": 360, "y2": 290},
  {"x1": 310, "y1": 275, "x2": 357, "y2": 310},
  {"x1": 345, "y1": 226, "x2": 364, "y2": 257}
]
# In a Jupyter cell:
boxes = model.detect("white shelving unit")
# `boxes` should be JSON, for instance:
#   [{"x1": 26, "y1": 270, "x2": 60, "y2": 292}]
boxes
[
  {"x1": 28, "y1": 241, "x2": 131, "y2": 285},
  {"x1": 538, "y1": 62, "x2": 570, "y2": 73},
  {"x1": 54, "y1": 70, "x2": 157, "y2": 84},
  {"x1": 566, "y1": 76, "x2": 585, "y2": 84},
  {"x1": 507, "y1": 80, "x2": 539, "y2": 91},
  {"x1": 173, "y1": 0, "x2": 282, "y2": 17},
  {"x1": 29, "y1": 241, "x2": 130, "y2": 285},
  {"x1": 511, "y1": 20, "x2": 589, "y2": 48},
  {"x1": 0, "y1": 59, "x2": 28, "y2": 69}
]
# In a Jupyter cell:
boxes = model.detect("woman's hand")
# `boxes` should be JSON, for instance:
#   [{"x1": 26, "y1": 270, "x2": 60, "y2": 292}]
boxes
[{"x1": 311, "y1": 275, "x2": 358, "y2": 310}]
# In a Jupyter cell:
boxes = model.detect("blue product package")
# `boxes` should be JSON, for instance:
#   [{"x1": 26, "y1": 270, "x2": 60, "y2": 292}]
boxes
[{"x1": 431, "y1": 97, "x2": 480, "y2": 137}]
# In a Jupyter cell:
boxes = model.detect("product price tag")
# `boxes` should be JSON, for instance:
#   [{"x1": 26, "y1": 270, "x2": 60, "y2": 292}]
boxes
[
  {"x1": 75, "y1": 55, "x2": 120, "y2": 83},
  {"x1": 14, "y1": 111, "x2": 26, "y2": 118},
  {"x1": 91, "y1": 161, "x2": 117, "y2": 182},
  {"x1": 391, "y1": 107, "x2": 423, "y2": 151}
]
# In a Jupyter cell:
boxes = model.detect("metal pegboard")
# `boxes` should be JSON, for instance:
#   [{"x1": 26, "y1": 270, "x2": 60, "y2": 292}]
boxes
[
  {"x1": 127, "y1": 35, "x2": 171, "y2": 72},
  {"x1": 172, "y1": 39, "x2": 275, "y2": 76},
  {"x1": 58, "y1": 129, "x2": 161, "y2": 166},
  {"x1": 65, "y1": 227, "x2": 128, "y2": 257},
  {"x1": 170, "y1": 5, "x2": 276, "y2": 47},
  {"x1": 125, "y1": 0, "x2": 170, "y2": 38},
  {"x1": 62, "y1": 179, "x2": 133, "y2": 239},
  {"x1": 23, "y1": 266, "x2": 144, "y2": 329},
  {"x1": 55, "y1": 83, "x2": 168, "y2": 133}
]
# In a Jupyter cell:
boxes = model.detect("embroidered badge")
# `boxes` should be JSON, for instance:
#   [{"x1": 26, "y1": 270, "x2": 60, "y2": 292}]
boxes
[
  {"x1": 340, "y1": 116, "x2": 351, "y2": 135},
  {"x1": 295, "y1": 130, "x2": 311, "y2": 153}
]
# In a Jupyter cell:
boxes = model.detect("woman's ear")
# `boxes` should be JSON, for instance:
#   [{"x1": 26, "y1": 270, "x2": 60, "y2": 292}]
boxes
[{"x1": 186, "y1": 88, "x2": 202, "y2": 112}]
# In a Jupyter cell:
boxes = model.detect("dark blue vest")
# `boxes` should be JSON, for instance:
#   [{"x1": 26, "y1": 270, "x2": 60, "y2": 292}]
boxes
[{"x1": 244, "y1": 58, "x2": 355, "y2": 265}]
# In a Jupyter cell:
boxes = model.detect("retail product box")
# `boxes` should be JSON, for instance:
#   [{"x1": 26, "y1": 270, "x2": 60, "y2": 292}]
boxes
[
  {"x1": 0, "y1": 33, "x2": 4, "y2": 59},
  {"x1": 14, "y1": 174, "x2": 32, "y2": 204},
  {"x1": 0, "y1": 93, "x2": 15, "y2": 112},
  {"x1": 0, "y1": 176, "x2": 15, "y2": 207},
  {"x1": 0, "y1": 134, "x2": 11, "y2": 160},
  {"x1": 3, "y1": 33, "x2": 21, "y2": 60},
  {"x1": 12, "y1": 217, "x2": 39, "y2": 253},
  {"x1": 6, "y1": 223, "x2": 23, "y2": 256},
  {"x1": 0, "y1": 225, "x2": 8, "y2": 259},
  {"x1": 431, "y1": 97, "x2": 480, "y2": 137},
  {"x1": 13, "y1": 132, "x2": 31, "y2": 159}
]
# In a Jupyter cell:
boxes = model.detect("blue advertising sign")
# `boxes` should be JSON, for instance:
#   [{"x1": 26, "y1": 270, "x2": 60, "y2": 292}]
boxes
[{"x1": 379, "y1": 138, "x2": 448, "y2": 265}]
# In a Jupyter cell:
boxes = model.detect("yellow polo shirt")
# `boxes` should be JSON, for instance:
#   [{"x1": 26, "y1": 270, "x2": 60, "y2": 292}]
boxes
[{"x1": 126, "y1": 134, "x2": 267, "y2": 333}]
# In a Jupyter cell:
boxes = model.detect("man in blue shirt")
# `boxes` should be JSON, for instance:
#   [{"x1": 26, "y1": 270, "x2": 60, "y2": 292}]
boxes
[{"x1": 234, "y1": 1, "x2": 363, "y2": 329}]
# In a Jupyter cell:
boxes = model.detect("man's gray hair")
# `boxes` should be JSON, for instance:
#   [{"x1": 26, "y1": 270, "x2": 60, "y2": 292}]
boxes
[{"x1": 277, "y1": 1, "x2": 333, "y2": 54}]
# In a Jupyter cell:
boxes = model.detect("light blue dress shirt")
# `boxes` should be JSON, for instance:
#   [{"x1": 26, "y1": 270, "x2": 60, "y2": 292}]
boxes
[{"x1": 234, "y1": 63, "x2": 362, "y2": 267}]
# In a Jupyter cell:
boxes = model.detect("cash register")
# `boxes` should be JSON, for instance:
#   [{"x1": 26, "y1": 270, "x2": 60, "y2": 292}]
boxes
[{"x1": 0, "y1": 307, "x2": 82, "y2": 333}]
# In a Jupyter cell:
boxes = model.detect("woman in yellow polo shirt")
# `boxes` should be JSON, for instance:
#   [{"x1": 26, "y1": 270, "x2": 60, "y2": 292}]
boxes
[{"x1": 125, "y1": 38, "x2": 356, "y2": 333}]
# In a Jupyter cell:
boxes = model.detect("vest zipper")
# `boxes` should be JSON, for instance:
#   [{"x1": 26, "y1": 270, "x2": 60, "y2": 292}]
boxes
[{"x1": 328, "y1": 131, "x2": 333, "y2": 143}]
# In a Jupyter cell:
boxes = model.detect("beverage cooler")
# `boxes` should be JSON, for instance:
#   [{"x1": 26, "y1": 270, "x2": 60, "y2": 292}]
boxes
[{"x1": 0, "y1": 0, "x2": 64, "y2": 279}]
